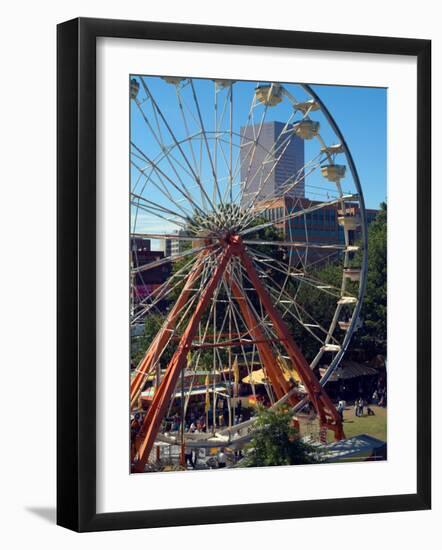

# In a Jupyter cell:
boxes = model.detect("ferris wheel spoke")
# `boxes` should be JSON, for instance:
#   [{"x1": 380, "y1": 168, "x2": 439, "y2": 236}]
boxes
[
  {"x1": 213, "y1": 87, "x2": 226, "y2": 206},
  {"x1": 228, "y1": 84, "x2": 261, "y2": 194},
  {"x1": 215, "y1": 83, "x2": 236, "y2": 204},
  {"x1": 139, "y1": 78, "x2": 213, "y2": 213},
  {"x1": 220, "y1": 275, "x2": 275, "y2": 404},
  {"x1": 229, "y1": 85, "x2": 234, "y2": 202},
  {"x1": 158, "y1": 145, "x2": 205, "y2": 185},
  {"x1": 131, "y1": 192, "x2": 190, "y2": 222},
  {"x1": 241, "y1": 95, "x2": 271, "y2": 197},
  {"x1": 279, "y1": 86, "x2": 300, "y2": 106},
  {"x1": 131, "y1": 143, "x2": 205, "y2": 217},
  {"x1": 230, "y1": 137, "x2": 255, "y2": 192},
  {"x1": 214, "y1": 86, "x2": 219, "y2": 206},
  {"x1": 237, "y1": 253, "x2": 340, "y2": 347},
  {"x1": 129, "y1": 200, "x2": 187, "y2": 230},
  {"x1": 240, "y1": 193, "x2": 358, "y2": 237},
  {"x1": 239, "y1": 151, "x2": 325, "y2": 230},
  {"x1": 237, "y1": 115, "x2": 296, "y2": 211},
  {"x1": 238, "y1": 259, "x2": 336, "y2": 347},
  {"x1": 132, "y1": 245, "x2": 213, "y2": 275},
  {"x1": 133, "y1": 100, "x2": 207, "y2": 214},
  {"x1": 228, "y1": 265, "x2": 281, "y2": 342},
  {"x1": 228, "y1": 267, "x2": 290, "y2": 403},
  {"x1": 135, "y1": 267, "x2": 213, "y2": 376},
  {"x1": 264, "y1": 277, "x2": 336, "y2": 344},
  {"x1": 175, "y1": 88, "x2": 206, "y2": 207},
  {"x1": 243, "y1": 239, "x2": 346, "y2": 250},
  {"x1": 215, "y1": 83, "x2": 231, "y2": 134},
  {"x1": 251, "y1": 146, "x2": 327, "y2": 211},
  {"x1": 188, "y1": 79, "x2": 224, "y2": 207},
  {"x1": 131, "y1": 162, "x2": 154, "y2": 199},
  {"x1": 131, "y1": 247, "x2": 212, "y2": 321},
  {"x1": 236, "y1": 97, "x2": 319, "y2": 215},
  {"x1": 131, "y1": 158, "x2": 193, "y2": 219},
  {"x1": 131, "y1": 252, "x2": 205, "y2": 323},
  {"x1": 245, "y1": 149, "x2": 325, "y2": 222},
  {"x1": 129, "y1": 165, "x2": 192, "y2": 223},
  {"x1": 131, "y1": 232, "x2": 205, "y2": 241},
  {"x1": 131, "y1": 172, "x2": 149, "y2": 233},
  {"x1": 237, "y1": 131, "x2": 294, "y2": 216},
  {"x1": 247, "y1": 246, "x2": 345, "y2": 298}
]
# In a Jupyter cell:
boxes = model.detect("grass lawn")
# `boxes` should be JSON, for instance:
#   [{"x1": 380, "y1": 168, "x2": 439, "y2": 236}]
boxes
[{"x1": 335, "y1": 405, "x2": 387, "y2": 443}]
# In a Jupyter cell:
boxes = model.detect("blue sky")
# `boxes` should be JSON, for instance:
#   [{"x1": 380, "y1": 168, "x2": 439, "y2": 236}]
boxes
[
  {"x1": 130, "y1": 77, "x2": 387, "y2": 240},
  {"x1": 311, "y1": 83, "x2": 387, "y2": 210}
]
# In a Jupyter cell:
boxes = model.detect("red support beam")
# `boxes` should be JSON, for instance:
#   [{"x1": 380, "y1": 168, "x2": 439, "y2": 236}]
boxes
[
  {"x1": 132, "y1": 247, "x2": 233, "y2": 472},
  {"x1": 130, "y1": 249, "x2": 210, "y2": 409},
  {"x1": 236, "y1": 241, "x2": 344, "y2": 440},
  {"x1": 131, "y1": 235, "x2": 343, "y2": 474},
  {"x1": 226, "y1": 270, "x2": 293, "y2": 403}
]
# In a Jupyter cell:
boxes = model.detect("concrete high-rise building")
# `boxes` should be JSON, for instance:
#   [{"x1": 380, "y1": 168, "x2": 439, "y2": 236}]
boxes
[
  {"x1": 160, "y1": 238, "x2": 172, "y2": 257},
  {"x1": 240, "y1": 121, "x2": 305, "y2": 205},
  {"x1": 171, "y1": 230, "x2": 188, "y2": 256}
]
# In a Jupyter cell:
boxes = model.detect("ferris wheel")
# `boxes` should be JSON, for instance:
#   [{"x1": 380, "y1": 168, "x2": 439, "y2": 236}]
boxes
[{"x1": 129, "y1": 76, "x2": 368, "y2": 472}]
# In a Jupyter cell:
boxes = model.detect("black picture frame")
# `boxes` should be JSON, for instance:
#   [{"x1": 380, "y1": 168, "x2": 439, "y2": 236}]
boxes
[{"x1": 57, "y1": 17, "x2": 431, "y2": 532}]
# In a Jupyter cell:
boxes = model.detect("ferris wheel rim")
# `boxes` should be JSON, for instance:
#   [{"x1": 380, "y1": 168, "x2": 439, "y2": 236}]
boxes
[
  {"x1": 130, "y1": 77, "x2": 368, "y2": 455},
  {"x1": 298, "y1": 83, "x2": 368, "y2": 390}
]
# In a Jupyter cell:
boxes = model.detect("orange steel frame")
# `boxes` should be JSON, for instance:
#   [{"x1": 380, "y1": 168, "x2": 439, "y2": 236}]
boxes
[
  {"x1": 131, "y1": 236, "x2": 344, "y2": 473},
  {"x1": 130, "y1": 248, "x2": 212, "y2": 410}
]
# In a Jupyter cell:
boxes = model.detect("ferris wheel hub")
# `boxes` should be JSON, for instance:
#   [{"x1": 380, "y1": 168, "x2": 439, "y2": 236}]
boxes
[{"x1": 189, "y1": 203, "x2": 246, "y2": 238}]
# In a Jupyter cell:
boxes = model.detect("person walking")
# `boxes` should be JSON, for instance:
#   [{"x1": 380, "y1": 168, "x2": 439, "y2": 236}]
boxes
[
  {"x1": 337, "y1": 401, "x2": 344, "y2": 421},
  {"x1": 217, "y1": 448, "x2": 227, "y2": 468},
  {"x1": 358, "y1": 397, "x2": 365, "y2": 416},
  {"x1": 193, "y1": 446, "x2": 200, "y2": 467},
  {"x1": 184, "y1": 445, "x2": 195, "y2": 469}
]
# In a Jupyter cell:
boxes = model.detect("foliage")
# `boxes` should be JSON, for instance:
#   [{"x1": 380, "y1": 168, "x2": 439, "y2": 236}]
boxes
[
  {"x1": 286, "y1": 262, "x2": 344, "y2": 361},
  {"x1": 351, "y1": 203, "x2": 387, "y2": 358},
  {"x1": 284, "y1": 203, "x2": 387, "y2": 362},
  {"x1": 131, "y1": 312, "x2": 175, "y2": 366},
  {"x1": 239, "y1": 405, "x2": 320, "y2": 467}
]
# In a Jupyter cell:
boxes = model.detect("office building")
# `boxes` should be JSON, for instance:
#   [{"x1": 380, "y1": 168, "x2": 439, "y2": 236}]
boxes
[{"x1": 240, "y1": 121, "x2": 305, "y2": 206}]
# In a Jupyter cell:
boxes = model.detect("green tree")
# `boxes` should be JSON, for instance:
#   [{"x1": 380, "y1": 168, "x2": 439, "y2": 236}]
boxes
[
  {"x1": 239, "y1": 405, "x2": 320, "y2": 467},
  {"x1": 286, "y1": 261, "x2": 344, "y2": 361},
  {"x1": 131, "y1": 312, "x2": 175, "y2": 366},
  {"x1": 283, "y1": 203, "x2": 387, "y2": 362},
  {"x1": 351, "y1": 202, "x2": 387, "y2": 358}
]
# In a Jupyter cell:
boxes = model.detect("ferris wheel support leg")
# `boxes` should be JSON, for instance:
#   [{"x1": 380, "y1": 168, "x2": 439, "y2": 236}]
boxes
[
  {"x1": 227, "y1": 272, "x2": 292, "y2": 402},
  {"x1": 132, "y1": 247, "x2": 233, "y2": 473},
  {"x1": 236, "y1": 243, "x2": 345, "y2": 441},
  {"x1": 130, "y1": 249, "x2": 210, "y2": 409}
]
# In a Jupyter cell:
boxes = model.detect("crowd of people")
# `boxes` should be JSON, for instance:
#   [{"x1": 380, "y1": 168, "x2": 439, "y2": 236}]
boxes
[
  {"x1": 335, "y1": 385, "x2": 387, "y2": 422},
  {"x1": 131, "y1": 380, "x2": 388, "y2": 470},
  {"x1": 163, "y1": 399, "x2": 251, "y2": 434},
  {"x1": 183, "y1": 445, "x2": 233, "y2": 470}
]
